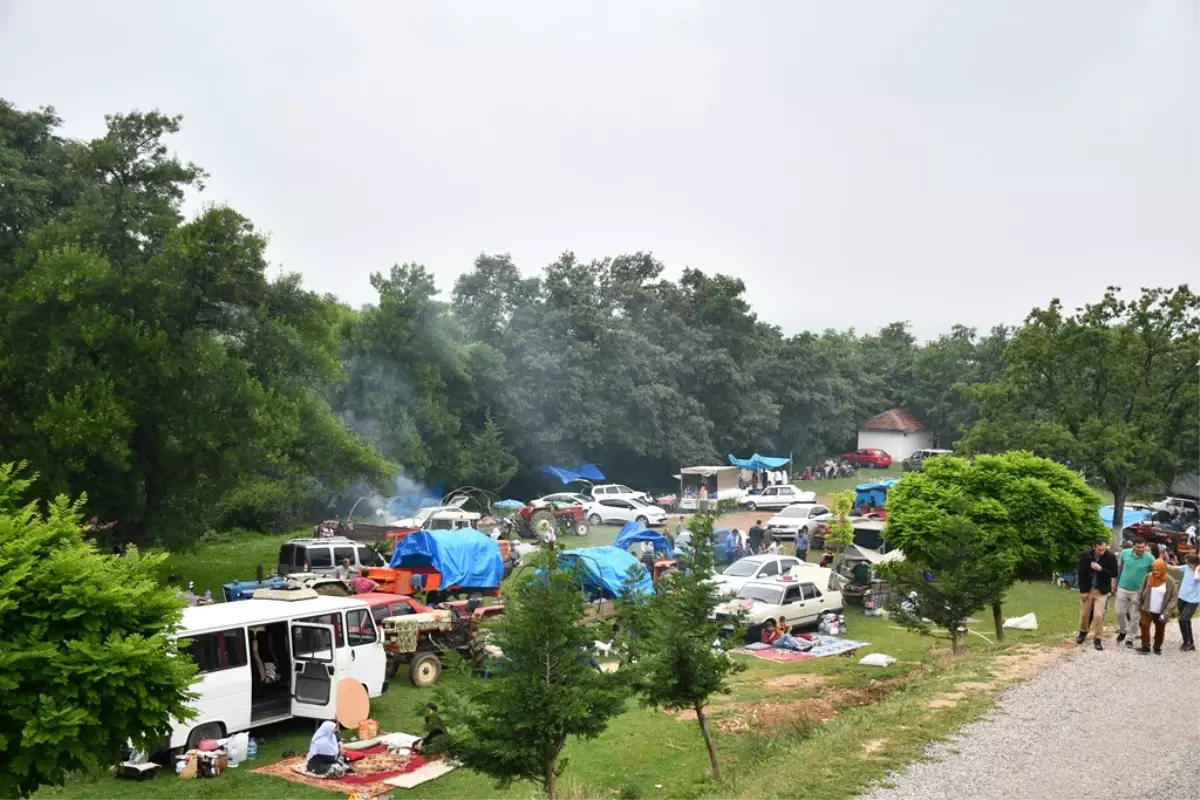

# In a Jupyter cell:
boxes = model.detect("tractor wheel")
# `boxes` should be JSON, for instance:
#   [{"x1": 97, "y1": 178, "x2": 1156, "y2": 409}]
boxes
[
  {"x1": 574, "y1": 522, "x2": 589, "y2": 536},
  {"x1": 588, "y1": 513, "x2": 602, "y2": 526},
  {"x1": 528, "y1": 510, "x2": 556, "y2": 538},
  {"x1": 409, "y1": 652, "x2": 442, "y2": 688}
]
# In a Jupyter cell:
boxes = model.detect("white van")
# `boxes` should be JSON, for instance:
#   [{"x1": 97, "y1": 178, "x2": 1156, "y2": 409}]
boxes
[{"x1": 167, "y1": 594, "x2": 389, "y2": 750}]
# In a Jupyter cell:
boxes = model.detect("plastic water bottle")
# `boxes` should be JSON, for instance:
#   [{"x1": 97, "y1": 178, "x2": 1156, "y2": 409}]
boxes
[
  {"x1": 247, "y1": 736, "x2": 257, "y2": 761},
  {"x1": 227, "y1": 737, "x2": 239, "y2": 768}
]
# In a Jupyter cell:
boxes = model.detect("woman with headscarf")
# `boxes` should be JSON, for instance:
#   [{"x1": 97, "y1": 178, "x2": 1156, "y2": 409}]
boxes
[
  {"x1": 1136, "y1": 558, "x2": 1179, "y2": 655},
  {"x1": 306, "y1": 721, "x2": 344, "y2": 775}
]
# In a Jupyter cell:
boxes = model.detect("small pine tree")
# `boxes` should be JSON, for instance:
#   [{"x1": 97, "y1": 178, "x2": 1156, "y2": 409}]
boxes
[
  {"x1": 436, "y1": 552, "x2": 627, "y2": 799},
  {"x1": 825, "y1": 489, "x2": 857, "y2": 565},
  {"x1": 616, "y1": 511, "x2": 744, "y2": 781},
  {"x1": 881, "y1": 517, "x2": 1013, "y2": 653}
]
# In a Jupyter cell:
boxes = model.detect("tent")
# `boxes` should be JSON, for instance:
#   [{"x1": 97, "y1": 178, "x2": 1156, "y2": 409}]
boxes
[
  {"x1": 557, "y1": 546, "x2": 653, "y2": 599},
  {"x1": 389, "y1": 528, "x2": 504, "y2": 589},
  {"x1": 1100, "y1": 505, "x2": 1155, "y2": 527},
  {"x1": 728, "y1": 453, "x2": 792, "y2": 470},
  {"x1": 537, "y1": 463, "x2": 607, "y2": 484},
  {"x1": 842, "y1": 544, "x2": 905, "y2": 565},
  {"x1": 613, "y1": 521, "x2": 674, "y2": 559},
  {"x1": 854, "y1": 479, "x2": 898, "y2": 509}
]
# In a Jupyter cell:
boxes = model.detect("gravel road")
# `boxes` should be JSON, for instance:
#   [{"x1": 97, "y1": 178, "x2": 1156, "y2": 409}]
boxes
[{"x1": 862, "y1": 624, "x2": 1200, "y2": 800}]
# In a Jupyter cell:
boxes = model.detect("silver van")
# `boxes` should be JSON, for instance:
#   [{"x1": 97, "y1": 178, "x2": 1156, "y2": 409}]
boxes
[{"x1": 277, "y1": 537, "x2": 385, "y2": 577}]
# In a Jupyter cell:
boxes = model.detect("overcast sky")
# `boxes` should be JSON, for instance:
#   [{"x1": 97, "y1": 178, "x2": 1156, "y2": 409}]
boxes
[{"x1": 1, "y1": 1, "x2": 1196, "y2": 338}]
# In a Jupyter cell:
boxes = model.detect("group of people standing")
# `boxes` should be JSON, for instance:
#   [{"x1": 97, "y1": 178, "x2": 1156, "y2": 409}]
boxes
[
  {"x1": 722, "y1": 522, "x2": 782, "y2": 560},
  {"x1": 1076, "y1": 536, "x2": 1199, "y2": 653}
]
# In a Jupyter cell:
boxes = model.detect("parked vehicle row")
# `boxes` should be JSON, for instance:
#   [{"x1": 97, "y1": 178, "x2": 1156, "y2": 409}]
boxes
[{"x1": 712, "y1": 566, "x2": 844, "y2": 643}]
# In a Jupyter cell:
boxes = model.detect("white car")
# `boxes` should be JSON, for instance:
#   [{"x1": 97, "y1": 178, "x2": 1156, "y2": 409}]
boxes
[
  {"x1": 1152, "y1": 496, "x2": 1199, "y2": 516},
  {"x1": 531, "y1": 492, "x2": 595, "y2": 511},
  {"x1": 591, "y1": 484, "x2": 651, "y2": 503},
  {"x1": 391, "y1": 495, "x2": 481, "y2": 530},
  {"x1": 710, "y1": 554, "x2": 803, "y2": 596},
  {"x1": 739, "y1": 485, "x2": 815, "y2": 511},
  {"x1": 586, "y1": 497, "x2": 668, "y2": 526},
  {"x1": 712, "y1": 569, "x2": 844, "y2": 643},
  {"x1": 765, "y1": 503, "x2": 832, "y2": 540}
]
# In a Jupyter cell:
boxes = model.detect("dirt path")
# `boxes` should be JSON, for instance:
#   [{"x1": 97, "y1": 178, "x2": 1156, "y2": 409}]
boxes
[{"x1": 861, "y1": 624, "x2": 1200, "y2": 800}]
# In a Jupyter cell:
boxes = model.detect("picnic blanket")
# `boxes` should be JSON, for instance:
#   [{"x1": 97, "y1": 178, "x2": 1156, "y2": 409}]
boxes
[
  {"x1": 251, "y1": 745, "x2": 448, "y2": 795},
  {"x1": 730, "y1": 635, "x2": 869, "y2": 663}
]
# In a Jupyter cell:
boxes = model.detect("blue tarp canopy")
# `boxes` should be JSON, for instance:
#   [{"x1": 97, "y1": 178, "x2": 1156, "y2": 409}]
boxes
[
  {"x1": 389, "y1": 528, "x2": 504, "y2": 589},
  {"x1": 492, "y1": 499, "x2": 526, "y2": 510},
  {"x1": 558, "y1": 546, "x2": 653, "y2": 598},
  {"x1": 855, "y1": 479, "x2": 898, "y2": 508},
  {"x1": 728, "y1": 453, "x2": 792, "y2": 470},
  {"x1": 538, "y1": 463, "x2": 607, "y2": 484},
  {"x1": 1100, "y1": 505, "x2": 1155, "y2": 527},
  {"x1": 613, "y1": 521, "x2": 674, "y2": 559}
]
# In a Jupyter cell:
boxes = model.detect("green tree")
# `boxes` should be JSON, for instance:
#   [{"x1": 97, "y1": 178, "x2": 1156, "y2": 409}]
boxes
[
  {"x1": 616, "y1": 511, "x2": 743, "y2": 781},
  {"x1": 436, "y1": 553, "x2": 627, "y2": 799},
  {"x1": 885, "y1": 452, "x2": 1106, "y2": 638},
  {"x1": 459, "y1": 415, "x2": 520, "y2": 492},
  {"x1": 0, "y1": 463, "x2": 196, "y2": 797},
  {"x1": 882, "y1": 517, "x2": 1013, "y2": 653},
  {"x1": 959, "y1": 287, "x2": 1200, "y2": 541},
  {"x1": 824, "y1": 489, "x2": 857, "y2": 564}
]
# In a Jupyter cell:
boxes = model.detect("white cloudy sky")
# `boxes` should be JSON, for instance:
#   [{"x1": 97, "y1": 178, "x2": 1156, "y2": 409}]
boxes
[{"x1": 1, "y1": 1, "x2": 1196, "y2": 338}]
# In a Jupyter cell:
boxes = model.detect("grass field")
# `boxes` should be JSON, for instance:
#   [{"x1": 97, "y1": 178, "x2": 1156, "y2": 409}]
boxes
[{"x1": 41, "y1": 511, "x2": 1091, "y2": 800}]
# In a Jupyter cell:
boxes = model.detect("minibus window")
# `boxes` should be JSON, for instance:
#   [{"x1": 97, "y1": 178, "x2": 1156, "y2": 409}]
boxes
[{"x1": 181, "y1": 628, "x2": 247, "y2": 674}]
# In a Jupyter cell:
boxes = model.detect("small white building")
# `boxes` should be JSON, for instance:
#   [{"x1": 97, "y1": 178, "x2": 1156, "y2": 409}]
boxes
[{"x1": 856, "y1": 409, "x2": 934, "y2": 464}]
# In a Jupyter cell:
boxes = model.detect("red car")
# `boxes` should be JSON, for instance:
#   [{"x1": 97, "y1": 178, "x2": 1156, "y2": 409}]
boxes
[
  {"x1": 842, "y1": 448, "x2": 892, "y2": 468},
  {"x1": 355, "y1": 592, "x2": 432, "y2": 625}
]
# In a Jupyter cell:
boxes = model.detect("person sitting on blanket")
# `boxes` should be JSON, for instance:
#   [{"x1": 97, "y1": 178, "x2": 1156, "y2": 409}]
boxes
[
  {"x1": 772, "y1": 621, "x2": 812, "y2": 652},
  {"x1": 761, "y1": 617, "x2": 780, "y2": 645},
  {"x1": 306, "y1": 721, "x2": 349, "y2": 776},
  {"x1": 414, "y1": 702, "x2": 447, "y2": 754}
]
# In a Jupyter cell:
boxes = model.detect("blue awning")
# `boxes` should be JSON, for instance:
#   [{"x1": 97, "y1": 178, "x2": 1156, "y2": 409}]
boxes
[
  {"x1": 728, "y1": 453, "x2": 792, "y2": 470},
  {"x1": 538, "y1": 463, "x2": 607, "y2": 484},
  {"x1": 1100, "y1": 506, "x2": 1155, "y2": 527}
]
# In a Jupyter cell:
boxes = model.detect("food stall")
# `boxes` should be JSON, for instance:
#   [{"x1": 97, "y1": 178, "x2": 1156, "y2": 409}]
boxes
[{"x1": 678, "y1": 465, "x2": 745, "y2": 511}]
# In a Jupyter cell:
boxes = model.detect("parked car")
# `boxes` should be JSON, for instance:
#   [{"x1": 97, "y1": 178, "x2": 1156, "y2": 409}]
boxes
[
  {"x1": 278, "y1": 537, "x2": 386, "y2": 577},
  {"x1": 712, "y1": 569, "x2": 844, "y2": 643},
  {"x1": 765, "y1": 503, "x2": 832, "y2": 539},
  {"x1": 902, "y1": 448, "x2": 952, "y2": 472},
  {"x1": 531, "y1": 492, "x2": 595, "y2": 509},
  {"x1": 711, "y1": 554, "x2": 803, "y2": 596},
  {"x1": 391, "y1": 495, "x2": 482, "y2": 531},
  {"x1": 739, "y1": 485, "x2": 815, "y2": 511},
  {"x1": 586, "y1": 497, "x2": 669, "y2": 526},
  {"x1": 842, "y1": 448, "x2": 892, "y2": 468},
  {"x1": 1151, "y1": 496, "x2": 1200, "y2": 516},
  {"x1": 674, "y1": 529, "x2": 734, "y2": 567},
  {"x1": 591, "y1": 484, "x2": 651, "y2": 503},
  {"x1": 357, "y1": 592, "x2": 432, "y2": 625}
]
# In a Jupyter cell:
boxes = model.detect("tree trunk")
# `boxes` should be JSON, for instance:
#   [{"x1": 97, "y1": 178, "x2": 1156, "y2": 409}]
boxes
[
  {"x1": 695, "y1": 702, "x2": 720, "y2": 781},
  {"x1": 949, "y1": 628, "x2": 959, "y2": 654},
  {"x1": 544, "y1": 760, "x2": 557, "y2": 800},
  {"x1": 1111, "y1": 486, "x2": 1127, "y2": 548},
  {"x1": 992, "y1": 601, "x2": 1004, "y2": 642}
]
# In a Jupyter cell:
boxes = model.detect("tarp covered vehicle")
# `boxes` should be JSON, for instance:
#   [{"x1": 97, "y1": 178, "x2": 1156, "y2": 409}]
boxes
[
  {"x1": 371, "y1": 528, "x2": 504, "y2": 598},
  {"x1": 613, "y1": 521, "x2": 678, "y2": 582},
  {"x1": 557, "y1": 546, "x2": 654, "y2": 600}
]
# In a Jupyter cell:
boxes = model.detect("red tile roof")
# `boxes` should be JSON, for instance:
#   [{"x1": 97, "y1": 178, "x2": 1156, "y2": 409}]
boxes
[{"x1": 860, "y1": 408, "x2": 926, "y2": 433}]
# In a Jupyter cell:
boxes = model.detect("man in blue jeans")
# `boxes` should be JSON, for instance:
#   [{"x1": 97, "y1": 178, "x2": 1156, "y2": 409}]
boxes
[{"x1": 795, "y1": 530, "x2": 810, "y2": 563}]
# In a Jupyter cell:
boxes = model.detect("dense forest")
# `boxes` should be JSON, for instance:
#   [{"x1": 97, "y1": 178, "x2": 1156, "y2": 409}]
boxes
[{"x1": 2, "y1": 102, "x2": 1195, "y2": 547}]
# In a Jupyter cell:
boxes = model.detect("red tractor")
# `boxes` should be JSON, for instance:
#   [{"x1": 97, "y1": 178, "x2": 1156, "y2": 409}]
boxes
[{"x1": 504, "y1": 503, "x2": 589, "y2": 540}]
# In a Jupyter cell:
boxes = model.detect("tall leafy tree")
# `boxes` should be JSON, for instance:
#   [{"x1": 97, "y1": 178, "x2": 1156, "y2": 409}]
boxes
[
  {"x1": 959, "y1": 287, "x2": 1200, "y2": 540},
  {"x1": 437, "y1": 553, "x2": 627, "y2": 799},
  {"x1": 885, "y1": 452, "x2": 1107, "y2": 638},
  {"x1": 0, "y1": 463, "x2": 196, "y2": 797}
]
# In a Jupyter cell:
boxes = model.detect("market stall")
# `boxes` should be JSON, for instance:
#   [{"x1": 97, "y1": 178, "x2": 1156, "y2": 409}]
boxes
[{"x1": 678, "y1": 465, "x2": 746, "y2": 511}]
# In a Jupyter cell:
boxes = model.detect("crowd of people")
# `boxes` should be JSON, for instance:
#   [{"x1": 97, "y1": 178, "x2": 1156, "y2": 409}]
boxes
[{"x1": 1075, "y1": 536, "x2": 1199, "y2": 653}]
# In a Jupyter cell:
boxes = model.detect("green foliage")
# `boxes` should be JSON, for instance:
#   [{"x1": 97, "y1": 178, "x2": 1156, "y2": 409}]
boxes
[
  {"x1": 435, "y1": 553, "x2": 628, "y2": 799},
  {"x1": 959, "y1": 286, "x2": 1200, "y2": 537},
  {"x1": 615, "y1": 511, "x2": 743, "y2": 781},
  {"x1": 0, "y1": 464, "x2": 196, "y2": 798},
  {"x1": 882, "y1": 518, "x2": 1013, "y2": 653},
  {"x1": 825, "y1": 490, "x2": 857, "y2": 554}
]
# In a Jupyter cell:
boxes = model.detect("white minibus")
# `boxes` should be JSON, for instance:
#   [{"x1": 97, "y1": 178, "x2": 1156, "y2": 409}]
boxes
[{"x1": 166, "y1": 593, "x2": 389, "y2": 750}]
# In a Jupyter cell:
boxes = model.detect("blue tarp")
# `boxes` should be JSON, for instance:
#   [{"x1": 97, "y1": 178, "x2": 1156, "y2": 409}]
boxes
[
  {"x1": 728, "y1": 453, "x2": 792, "y2": 470},
  {"x1": 538, "y1": 463, "x2": 607, "y2": 484},
  {"x1": 1100, "y1": 505, "x2": 1155, "y2": 527},
  {"x1": 613, "y1": 521, "x2": 675, "y2": 559},
  {"x1": 389, "y1": 528, "x2": 504, "y2": 589},
  {"x1": 558, "y1": 546, "x2": 654, "y2": 598},
  {"x1": 855, "y1": 479, "x2": 898, "y2": 508}
]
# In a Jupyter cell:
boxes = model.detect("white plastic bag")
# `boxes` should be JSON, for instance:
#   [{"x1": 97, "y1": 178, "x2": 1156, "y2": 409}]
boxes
[
  {"x1": 1003, "y1": 613, "x2": 1038, "y2": 630},
  {"x1": 859, "y1": 653, "x2": 896, "y2": 667}
]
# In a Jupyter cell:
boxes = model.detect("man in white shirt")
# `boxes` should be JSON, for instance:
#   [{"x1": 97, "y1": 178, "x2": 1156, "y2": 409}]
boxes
[{"x1": 1187, "y1": 524, "x2": 1197, "y2": 549}]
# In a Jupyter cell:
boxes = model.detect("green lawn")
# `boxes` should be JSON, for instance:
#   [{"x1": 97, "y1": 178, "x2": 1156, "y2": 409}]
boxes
[
  {"x1": 800, "y1": 466, "x2": 903, "y2": 505},
  {"x1": 41, "y1": 518, "x2": 1088, "y2": 800}
]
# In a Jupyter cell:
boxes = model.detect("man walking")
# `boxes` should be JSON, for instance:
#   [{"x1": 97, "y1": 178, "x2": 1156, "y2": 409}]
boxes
[
  {"x1": 748, "y1": 520, "x2": 766, "y2": 555},
  {"x1": 795, "y1": 529, "x2": 810, "y2": 563},
  {"x1": 1115, "y1": 537, "x2": 1154, "y2": 648},
  {"x1": 1076, "y1": 538, "x2": 1118, "y2": 650}
]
